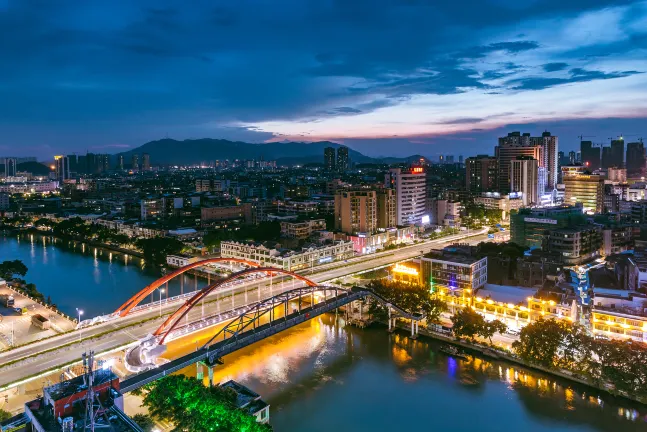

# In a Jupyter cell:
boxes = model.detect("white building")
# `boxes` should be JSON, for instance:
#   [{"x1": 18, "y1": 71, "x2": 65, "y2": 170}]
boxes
[
  {"x1": 510, "y1": 157, "x2": 538, "y2": 206},
  {"x1": 385, "y1": 167, "x2": 426, "y2": 225},
  {"x1": 221, "y1": 240, "x2": 354, "y2": 271}
]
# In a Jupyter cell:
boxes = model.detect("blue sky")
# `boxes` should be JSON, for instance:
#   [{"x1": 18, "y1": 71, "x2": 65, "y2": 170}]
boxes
[{"x1": 1, "y1": 0, "x2": 646, "y2": 158}]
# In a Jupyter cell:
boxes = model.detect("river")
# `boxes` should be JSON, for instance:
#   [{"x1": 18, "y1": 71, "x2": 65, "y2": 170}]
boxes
[
  {"x1": 0, "y1": 233, "x2": 195, "y2": 317},
  {"x1": 2, "y1": 232, "x2": 647, "y2": 431}
]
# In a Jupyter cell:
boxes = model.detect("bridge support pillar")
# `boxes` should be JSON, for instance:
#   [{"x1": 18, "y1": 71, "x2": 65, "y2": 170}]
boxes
[
  {"x1": 208, "y1": 364, "x2": 214, "y2": 387},
  {"x1": 410, "y1": 320, "x2": 418, "y2": 339},
  {"x1": 197, "y1": 362, "x2": 204, "y2": 381},
  {"x1": 388, "y1": 307, "x2": 393, "y2": 332}
]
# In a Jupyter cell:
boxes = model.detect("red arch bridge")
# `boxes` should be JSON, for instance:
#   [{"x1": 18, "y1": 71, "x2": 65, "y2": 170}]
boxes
[{"x1": 120, "y1": 285, "x2": 422, "y2": 393}]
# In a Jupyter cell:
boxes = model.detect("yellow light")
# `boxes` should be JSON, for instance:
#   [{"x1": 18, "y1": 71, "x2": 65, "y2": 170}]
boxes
[
  {"x1": 541, "y1": 311, "x2": 545, "y2": 316},
  {"x1": 519, "y1": 306, "x2": 527, "y2": 312},
  {"x1": 486, "y1": 299, "x2": 494, "y2": 304},
  {"x1": 393, "y1": 263, "x2": 419, "y2": 276},
  {"x1": 593, "y1": 318, "x2": 598, "y2": 323},
  {"x1": 607, "y1": 320, "x2": 614, "y2": 326},
  {"x1": 507, "y1": 303, "x2": 514, "y2": 309},
  {"x1": 476, "y1": 297, "x2": 483, "y2": 302},
  {"x1": 621, "y1": 323, "x2": 630, "y2": 329},
  {"x1": 464, "y1": 288, "x2": 471, "y2": 293},
  {"x1": 549, "y1": 300, "x2": 555, "y2": 306}
]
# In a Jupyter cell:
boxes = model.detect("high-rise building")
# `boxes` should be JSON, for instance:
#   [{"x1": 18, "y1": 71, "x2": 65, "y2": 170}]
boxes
[
  {"x1": 601, "y1": 146, "x2": 613, "y2": 169},
  {"x1": 335, "y1": 190, "x2": 378, "y2": 234},
  {"x1": 495, "y1": 133, "x2": 542, "y2": 192},
  {"x1": 376, "y1": 188, "x2": 397, "y2": 229},
  {"x1": 581, "y1": 141, "x2": 600, "y2": 170},
  {"x1": 118, "y1": 155, "x2": 124, "y2": 170},
  {"x1": 336, "y1": 146, "x2": 349, "y2": 172},
  {"x1": 510, "y1": 156, "x2": 538, "y2": 206},
  {"x1": 131, "y1": 154, "x2": 139, "y2": 170},
  {"x1": 610, "y1": 138, "x2": 625, "y2": 168},
  {"x1": 324, "y1": 147, "x2": 336, "y2": 171},
  {"x1": 563, "y1": 171, "x2": 604, "y2": 213},
  {"x1": 607, "y1": 167, "x2": 627, "y2": 183},
  {"x1": 142, "y1": 153, "x2": 151, "y2": 171},
  {"x1": 532, "y1": 131, "x2": 558, "y2": 191},
  {"x1": 568, "y1": 151, "x2": 576, "y2": 165},
  {"x1": 511, "y1": 204, "x2": 586, "y2": 248},
  {"x1": 97, "y1": 154, "x2": 110, "y2": 172},
  {"x1": 626, "y1": 141, "x2": 646, "y2": 177},
  {"x1": 458, "y1": 155, "x2": 464, "y2": 164},
  {"x1": 54, "y1": 155, "x2": 69, "y2": 181},
  {"x1": 385, "y1": 167, "x2": 427, "y2": 225},
  {"x1": 2, "y1": 157, "x2": 17, "y2": 178},
  {"x1": 66, "y1": 154, "x2": 78, "y2": 175},
  {"x1": 465, "y1": 155, "x2": 498, "y2": 193}
]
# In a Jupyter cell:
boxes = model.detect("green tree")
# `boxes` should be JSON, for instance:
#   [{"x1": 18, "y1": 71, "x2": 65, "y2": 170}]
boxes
[
  {"x1": 479, "y1": 319, "x2": 507, "y2": 344},
  {"x1": 0, "y1": 260, "x2": 28, "y2": 280},
  {"x1": 0, "y1": 409, "x2": 12, "y2": 421},
  {"x1": 136, "y1": 237, "x2": 185, "y2": 266},
  {"x1": 131, "y1": 414, "x2": 155, "y2": 431},
  {"x1": 366, "y1": 280, "x2": 447, "y2": 323},
  {"x1": 512, "y1": 319, "x2": 570, "y2": 368},
  {"x1": 142, "y1": 375, "x2": 272, "y2": 432},
  {"x1": 450, "y1": 308, "x2": 486, "y2": 342}
]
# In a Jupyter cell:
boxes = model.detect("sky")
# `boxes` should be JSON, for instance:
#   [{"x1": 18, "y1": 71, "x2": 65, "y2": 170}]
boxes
[{"x1": 1, "y1": 0, "x2": 646, "y2": 159}]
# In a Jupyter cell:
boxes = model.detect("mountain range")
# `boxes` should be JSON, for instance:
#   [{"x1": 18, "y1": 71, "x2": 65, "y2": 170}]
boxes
[{"x1": 116, "y1": 139, "x2": 425, "y2": 166}]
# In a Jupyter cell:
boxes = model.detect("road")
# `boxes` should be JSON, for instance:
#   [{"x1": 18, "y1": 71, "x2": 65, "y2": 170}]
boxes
[{"x1": 0, "y1": 229, "x2": 488, "y2": 389}]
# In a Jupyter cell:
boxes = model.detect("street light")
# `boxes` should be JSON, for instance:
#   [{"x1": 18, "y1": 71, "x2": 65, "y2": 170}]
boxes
[
  {"x1": 158, "y1": 288, "x2": 165, "y2": 317},
  {"x1": 76, "y1": 308, "x2": 83, "y2": 341}
]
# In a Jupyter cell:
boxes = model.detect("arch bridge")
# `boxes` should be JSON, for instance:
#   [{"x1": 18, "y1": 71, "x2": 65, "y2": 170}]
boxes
[{"x1": 121, "y1": 284, "x2": 422, "y2": 392}]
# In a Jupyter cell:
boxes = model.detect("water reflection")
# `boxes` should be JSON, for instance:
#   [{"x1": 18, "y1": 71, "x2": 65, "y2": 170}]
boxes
[{"x1": 163, "y1": 314, "x2": 647, "y2": 432}]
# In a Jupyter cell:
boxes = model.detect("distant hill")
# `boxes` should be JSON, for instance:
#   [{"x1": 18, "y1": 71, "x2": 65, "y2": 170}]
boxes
[
  {"x1": 115, "y1": 139, "x2": 375, "y2": 166},
  {"x1": 0, "y1": 161, "x2": 53, "y2": 176}
]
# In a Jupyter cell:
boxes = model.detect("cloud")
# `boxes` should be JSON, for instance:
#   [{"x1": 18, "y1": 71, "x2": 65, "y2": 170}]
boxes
[
  {"x1": 543, "y1": 62, "x2": 569, "y2": 72},
  {"x1": 508, "y1": 68, "x2": 642, "y2": 90}
]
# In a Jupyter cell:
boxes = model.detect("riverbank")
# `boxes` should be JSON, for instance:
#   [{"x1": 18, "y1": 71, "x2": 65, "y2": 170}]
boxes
[
  {"x1": 391, "y1": 321, "x2": 646, "y2": 406},
  {"x1": 23, "y1": 228, "x2": 145, "y2": 259}
]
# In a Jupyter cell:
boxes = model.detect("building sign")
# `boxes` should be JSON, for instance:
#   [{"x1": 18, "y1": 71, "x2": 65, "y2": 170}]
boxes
[
  {"x1": 524, "y1": 217, "x2": 558, "y2": 225},
  {"x1": 393, "y1": 263, "x2": 419, "y2": 276}
]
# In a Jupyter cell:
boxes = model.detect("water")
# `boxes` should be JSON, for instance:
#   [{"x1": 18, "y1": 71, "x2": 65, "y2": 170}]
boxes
[
  {"x1": 0, "y1": 233, "x2": 198, "y2": 317},
  {"x1": 3, "y1": 232, "x2": 647, "y2": 431}
]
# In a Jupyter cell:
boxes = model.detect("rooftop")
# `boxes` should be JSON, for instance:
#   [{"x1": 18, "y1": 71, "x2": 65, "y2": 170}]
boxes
[{"x1": 45, "y1": 369, "x2": 118, "y2": 401}]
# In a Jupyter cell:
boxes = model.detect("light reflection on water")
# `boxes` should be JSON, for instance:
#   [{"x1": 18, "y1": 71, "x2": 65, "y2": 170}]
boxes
[{"x1": 163, "y1": 314, "x2": 647, "y2": 432}]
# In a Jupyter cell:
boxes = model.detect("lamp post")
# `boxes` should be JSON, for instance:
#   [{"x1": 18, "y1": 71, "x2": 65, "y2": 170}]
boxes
[
  {"x1": 158, "y1": 288, "x2": 165, "y2": 317},
  {"x1": 76, "y1": 308, "x2": 83, "y2": 342}
]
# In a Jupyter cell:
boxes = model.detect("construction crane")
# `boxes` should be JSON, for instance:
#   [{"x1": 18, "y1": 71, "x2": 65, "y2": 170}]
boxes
[{"x1": 578, "y1": 135, "x2": 596, "y2": 141}]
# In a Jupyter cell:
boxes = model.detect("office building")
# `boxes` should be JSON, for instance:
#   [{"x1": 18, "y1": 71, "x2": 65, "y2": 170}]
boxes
[
  {"x1": 324, "y1": 147, "x2": 336, "y2": 171},
  {"x1": 473, "y1": 192, "x2": 524, "y2": 222},
  {"x1": 118, "y1": 154, "x2": 124, "y2": 170},
  {"x1": 336, "y1": 146, "x2": 349, "y2": 172},
  {"x1": 66, "y1": 154, "x2": 78, "y2": 175},
  {"x1": 98, "y1": 153, "x2": 110, "y2": 172},
  {"x1": 465, "y1": 155, "x2": 498, "y2": 193},
  {"x1": 142, "y1": 153, "x2": 151, "y2": 171},
  {"x1": 535, "y1": 131, "x2": 559, "y2": 190},
  {"x1": 510, "y1": 204, "x2": 586, "y2": 248},
  {"x1": 458, "y1": 155, "x2": 464, "y2": 164},
  {"x1": 569, "y1": 151, "x2": 576, "y2": 165},
  {"x1": 626, "y1": 141, "x2": 646, "y2": 177},
  {"x1": 581, "y1": 140, "x2": 600, "y2": 171},
  {"x1": 53, "y1": 155, "x2": 69, "y2": 181},
  {"x1": 510, "y1": 156, "x2": 538, "y2": 206},
  {"x1": 601, "y1": 146, "x2": 613, "y2": 169},
  {"x1": 563, "y1": 171, "x2": 604, "y2": 214},
  {"x1": 2, "y1": 157, "x2": 17, "y2": 178},
  {"x1": 385, "y1": 167, "x2": 427, "y2": 225},
  {"x1": 131, "y1": 154, "x2": 139, "y2": 170},
  {"x1": 280, "y1": 219, "x2": 326, "y2": 239}
]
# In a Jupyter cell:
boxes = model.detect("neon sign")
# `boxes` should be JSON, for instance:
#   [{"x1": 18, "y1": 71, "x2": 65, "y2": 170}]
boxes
[{"x1": 393, "y1": 263, "x2": 419, "y2": 276}]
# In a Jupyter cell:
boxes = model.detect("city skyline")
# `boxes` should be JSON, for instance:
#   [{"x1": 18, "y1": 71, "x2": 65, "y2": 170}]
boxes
[{"x1": 1, "y1": 1, "x2": 646, "y2": 157}]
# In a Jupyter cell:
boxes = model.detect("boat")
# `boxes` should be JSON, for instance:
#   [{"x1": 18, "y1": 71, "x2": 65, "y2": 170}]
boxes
[{"x1": 439, "y1": 345, "x2": 469, "y2": 360}]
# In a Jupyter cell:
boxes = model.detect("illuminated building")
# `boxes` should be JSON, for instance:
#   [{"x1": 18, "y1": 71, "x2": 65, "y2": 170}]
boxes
[
  {"x1": 626, "y1": 141, "x2": 646, "y2": 177},
  {"x1": 591, "y1": 291, "x2": 647, "y2": 342},
  {"x1": 324, "y1": 147, "x2": 336, "y2": 171},
  {"x1": 510, "y1": 156, "x2": 538, "y2": 206},
  {"x1": 391, "y1": 261, "x2": 421, "y2": 285},
  {"x1": 54, "y1": 155, "x2": 69, "y2": 181},
  {"x1": 544, "y1": 225, "x2": 602, "y2": 265},
  {"x1": 563, "y1": 172, "x2": 604, "y2": 213},
  {"x1": 335, "y1": 190, "x2": 378, "y2": 234},
  {"x1": 336, "y1": 146, "x2": 349, "y2": 172},
  {"x1": 581, "y1": 140, "x2": 600, "y2": 171},
  {"x1": 465, "y1": 155, "x2": 498, "y2": 193},
  {"x1": 510, "y1": 204, "x2": 586, "y2": 248},
  {"x1": 421, "y1": 251, "x2": 487, "y2": 295},
  {"x1": 385, "y1": 167, "x2": 427, "y2": 225}
]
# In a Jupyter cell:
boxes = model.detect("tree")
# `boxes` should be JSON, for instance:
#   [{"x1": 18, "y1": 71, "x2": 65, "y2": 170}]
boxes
[
  {"x1": 450, "y1": 308, "x2": 486, "y2": 342},
  {"x1": 366, "y1": 280, "x2": 447, "y2": 323},
  {"x1": 136, "y1": 237, "x2": 185, "y2": 266},
  {"x1": 131, "y1": 414, "x2": 155, "y2": 431},
  {"x1": 142, "y1": 375, "x2": 272, "y2": 432},
  {"x1": 0, "y1": 260, "x2": 28, "y2": 280},
  {"x1": 512, "y1": 319, "x2": 570, "y2": 368},
  {"x1": 0, "y1": 409, "x2": 12, "y2": 421},
  {"x1": 479, "y1": 319, "x2": 507, "y2": 344}
]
